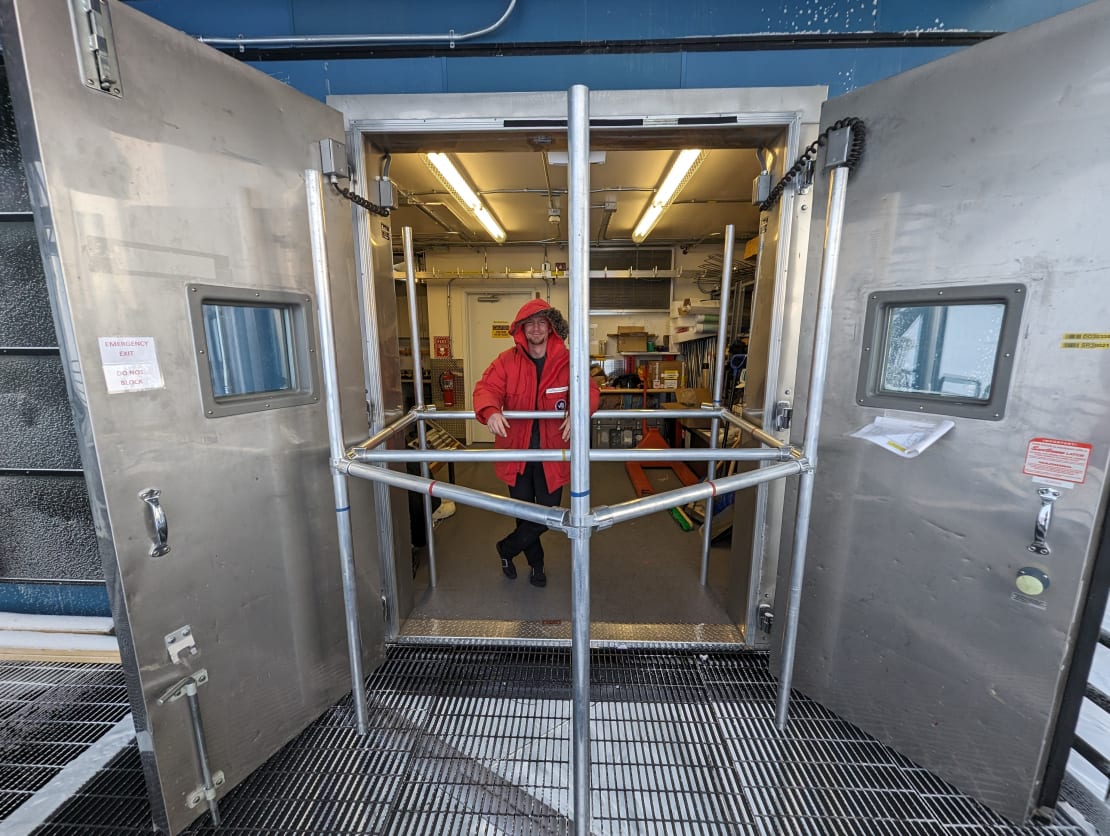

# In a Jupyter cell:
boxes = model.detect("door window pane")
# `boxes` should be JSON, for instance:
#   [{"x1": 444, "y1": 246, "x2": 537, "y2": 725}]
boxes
[
  {"x1": 201, "y1": 303, "x2": 295, "y2": 398},
  {"x1": 879, "y1": 303, "x2": 1004, "y2": 402}
]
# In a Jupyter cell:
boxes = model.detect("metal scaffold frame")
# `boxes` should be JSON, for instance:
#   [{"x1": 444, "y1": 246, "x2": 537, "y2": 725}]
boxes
[{"x1": 305, "y1": 85, "x2": 854, "y2": 835}]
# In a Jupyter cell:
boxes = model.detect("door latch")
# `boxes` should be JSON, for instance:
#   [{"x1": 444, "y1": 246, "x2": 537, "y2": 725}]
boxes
[
  {"x1": 773, "y1": 400, "x2": 793, "y2": 432},
  {"x1": 69, "y1": 0, "x2": 122, "y2": 98},
  {"x1": 1028, "y1": 487, "x2": 1062, "y2": 556}
]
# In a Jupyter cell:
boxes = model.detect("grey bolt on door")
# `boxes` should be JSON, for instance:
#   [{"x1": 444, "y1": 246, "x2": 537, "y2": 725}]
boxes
[
  {"x1": 775, "y1": 0, "x2": 1110, "y2": 824},
  {"x1": 1, "y1": 1, "x2": 387, "y2": 832}
]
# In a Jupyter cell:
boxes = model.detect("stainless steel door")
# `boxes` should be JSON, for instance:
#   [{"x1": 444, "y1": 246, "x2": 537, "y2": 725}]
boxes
[
  {"x1": 776, "y1": 0, "x2": 1110, "y2": 824},
  {"x1": 1, "y1": 1, "x2": 386, "y2": 832}
]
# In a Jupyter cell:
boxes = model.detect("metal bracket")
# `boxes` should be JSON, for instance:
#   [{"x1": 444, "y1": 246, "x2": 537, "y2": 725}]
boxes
[
  {"x1": 758, "y1": 604, "x2": 774, "y2": 633},
  {"x1": 319, "y1": 139, "x2": 349, "y2": 180},
  {"x1": 773, "y1": 400, "x2": 793, "y2": 432},
  {"x1": 165, "y1": 625, "x2": 198, "y2": 665},
  {"x1": 69, "y1": 0, "x2": 122, "y2": 98},
  {"x1": 824, "y1": 126, "x2": 854, "y2": 170},
  {"x1": 156, "y1": 669, "x2": 209, "y2": 705},
  {"x1": 796, "y1": 158, "x2": 815, "y2": 196},
  {"x1": 186, "y1": 771, "x2": 226, "y2": 809}
]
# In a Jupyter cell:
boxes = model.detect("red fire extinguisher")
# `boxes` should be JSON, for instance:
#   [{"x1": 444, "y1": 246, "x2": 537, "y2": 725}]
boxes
[{"x1": 439, "y1": 370, "x2": 456, "y2": 407}]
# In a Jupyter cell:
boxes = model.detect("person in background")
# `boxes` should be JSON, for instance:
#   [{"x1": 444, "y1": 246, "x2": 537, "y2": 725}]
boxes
[{"x1": 473, "y1": 298, "x2": 600, "y2": 587}]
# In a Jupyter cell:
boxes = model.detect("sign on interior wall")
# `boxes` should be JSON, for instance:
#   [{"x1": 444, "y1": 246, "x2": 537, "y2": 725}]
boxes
[{"x1": 434, "y1": 336, "x2": 451, "y2": 358}]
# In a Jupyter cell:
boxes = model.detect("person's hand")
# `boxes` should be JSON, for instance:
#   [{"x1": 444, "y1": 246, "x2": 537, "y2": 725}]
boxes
[
  {"x1": 487, "y1": 412, "x2": 510, "y2": 438},
  {"x1": 560, "y1": 415, "x2": 570, "y2": 441}
]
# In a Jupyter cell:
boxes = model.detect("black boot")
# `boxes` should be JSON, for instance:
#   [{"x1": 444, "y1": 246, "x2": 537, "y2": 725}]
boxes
[
  {"x1": 529, "y1": 565, "x2": 546, "y2": 587},
  {"x1": 497, "y1": 541, "x2": 517, "y2": 579}
]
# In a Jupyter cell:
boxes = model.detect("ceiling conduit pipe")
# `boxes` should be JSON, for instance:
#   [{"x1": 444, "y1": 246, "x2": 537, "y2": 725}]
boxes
[{"x1": 199, "y1": 0, "x2": 517, "y2": 48}]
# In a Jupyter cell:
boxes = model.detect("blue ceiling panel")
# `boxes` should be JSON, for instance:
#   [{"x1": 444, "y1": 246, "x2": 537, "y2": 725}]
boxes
[
  {"x1": 249, "y1": 58, "x2": 446, "y2": 101},
  {"x1": 444, "y1": 53, "x2": 684, "y2": 94},
  {"x1": 683, "y1": 45, "x2": 959, "y2": 97}
]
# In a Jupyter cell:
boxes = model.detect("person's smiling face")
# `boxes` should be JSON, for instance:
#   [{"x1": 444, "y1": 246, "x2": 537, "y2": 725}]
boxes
[{"x1": 522, "y1": 315, "x2": 551, "y2": 349}]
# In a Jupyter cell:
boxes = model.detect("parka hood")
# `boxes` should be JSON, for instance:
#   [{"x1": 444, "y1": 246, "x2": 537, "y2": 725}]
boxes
[{"x1": 510, "y1": 298, "x2": 569, "y2": 347}]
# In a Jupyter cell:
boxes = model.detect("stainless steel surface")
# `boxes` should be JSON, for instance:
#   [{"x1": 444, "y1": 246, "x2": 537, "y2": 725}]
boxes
[
  {"x1": 778, "y1": 1, "x2": 1110, "y2": 823},
  {"x1": 138, "y1": 488, "x2": 169, "y2": 558},
  {"x1": 700, "y1": 225, "x2": 736, "y2": 587},
  {"x1": 307, "y1": 168, "x2": 370, "y2": 735},
  {"x1": 402, "y1": 227, "x2": 438, "y2": 587},
  {"x1": 775, "y1": 164, "x2": 848, "y2": 731},
  {"x1": 567, "y1": 83, "x2": 593, "y2": 836},
  {"x1": 1029, "y1": 487, "x2": 1062, "y2": 556},
  {"x1": 0, "y1": 2, "x2": 385, "y2": 832}
]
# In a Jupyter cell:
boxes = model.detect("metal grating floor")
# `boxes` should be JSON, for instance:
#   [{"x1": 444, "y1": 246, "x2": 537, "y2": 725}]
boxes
[{"x1": 1, "y1": 647, "x2": 1088, "y2": 835}]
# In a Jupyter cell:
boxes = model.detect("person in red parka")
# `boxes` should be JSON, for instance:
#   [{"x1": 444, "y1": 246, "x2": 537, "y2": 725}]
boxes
[{"x1": 472, "y1": 298, "x2": 600, "y2": 587}]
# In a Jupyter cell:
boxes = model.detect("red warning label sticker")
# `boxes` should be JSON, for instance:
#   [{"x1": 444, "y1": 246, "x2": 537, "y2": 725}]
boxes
[{"x1": 1023, "y1": 437, "x2": 1092, "y2": 485}]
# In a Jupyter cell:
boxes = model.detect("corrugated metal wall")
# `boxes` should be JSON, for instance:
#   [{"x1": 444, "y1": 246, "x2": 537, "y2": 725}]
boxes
[{"x1": 0, "y1": 63, "x2": 102, "y2": 613}]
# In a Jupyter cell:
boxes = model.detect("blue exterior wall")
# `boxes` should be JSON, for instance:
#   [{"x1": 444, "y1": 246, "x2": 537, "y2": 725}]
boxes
[{"x1": 124, "y1": 0, "x2": 1093, "y2": 100}]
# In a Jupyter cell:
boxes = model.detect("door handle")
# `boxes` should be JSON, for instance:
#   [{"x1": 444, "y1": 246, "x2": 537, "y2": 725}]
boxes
[
  {"x1": 1027, "y1": 487, "x2": 1061, "y2": 556},
  {"x1": 139, "y1": 488, "x2": 171, "y2": 557}
]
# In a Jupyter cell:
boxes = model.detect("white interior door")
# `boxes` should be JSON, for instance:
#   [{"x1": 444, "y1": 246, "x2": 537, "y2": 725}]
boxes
[
  {"x1": 1, "y1": 2, "x2": 386, "y2": 832},
  {"x1": 776, "y1": 1, "x2": 1110, "y2": 823},
  {"x1": 466, "y1": 291, "x2": 534, "y2": 444}
]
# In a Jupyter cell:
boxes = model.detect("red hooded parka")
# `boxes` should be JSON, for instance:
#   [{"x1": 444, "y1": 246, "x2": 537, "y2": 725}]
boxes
[{"x1": 472, "y1": 298, "x2": 600, "y2": 492}]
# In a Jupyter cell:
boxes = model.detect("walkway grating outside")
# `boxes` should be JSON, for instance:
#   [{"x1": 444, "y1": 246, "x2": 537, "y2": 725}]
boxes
[{"x1": 0, "y1": 646, "x2": 1088, "y2": 834}]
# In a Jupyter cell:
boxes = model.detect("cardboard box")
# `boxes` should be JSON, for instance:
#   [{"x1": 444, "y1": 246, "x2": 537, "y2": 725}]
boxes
[
  {"x1": 649, "y1": 360, "x2": 684, "y2": 389},
  {"x1": 617, "y1": 333, "x2": 649, "y2": 353}
]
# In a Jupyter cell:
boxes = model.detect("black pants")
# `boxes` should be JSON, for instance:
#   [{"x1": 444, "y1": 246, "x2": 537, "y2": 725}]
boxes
[{"x1": 498, "y1": 461, "x2": 563, "y2": 569}]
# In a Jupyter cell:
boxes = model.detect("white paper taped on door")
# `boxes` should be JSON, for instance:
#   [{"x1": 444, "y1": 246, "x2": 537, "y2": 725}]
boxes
[
  {"x1": 98, "y1": 336, "x2": 164, "y2": 394},
  {"x1": 850, "y1": 416, "x2": 955, "y2": 459}
]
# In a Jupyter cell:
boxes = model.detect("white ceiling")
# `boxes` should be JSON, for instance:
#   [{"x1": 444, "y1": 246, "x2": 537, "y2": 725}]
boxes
[{"x1": 385, "y1": 146, "x2": 766, "y2": 249}]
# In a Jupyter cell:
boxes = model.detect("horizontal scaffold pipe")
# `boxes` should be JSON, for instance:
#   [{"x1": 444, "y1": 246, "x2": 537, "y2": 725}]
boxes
[
  {"x1": 339, "y1": 459, "x2": 568, "y2": 531},
  {"x1": 592, "y1": 460, "x2": 806, "y2": 529},
  {"x1": 350, "y1": 411, "x2": 419, "y2": 453},
  {"x1": 415, "y1": 407, "x2": 731, "y2": 421},
  {"x1": 718, "y1": 408, "x2": 800, "y2": 456},
  {"x1": 347, "y1": 446, "x2": 794, "y2": 464}
]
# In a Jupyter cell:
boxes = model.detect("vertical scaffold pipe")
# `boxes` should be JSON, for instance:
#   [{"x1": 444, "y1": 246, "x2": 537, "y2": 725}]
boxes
[
  {"x1": 700, "y1": 224, "x2": 735, "y2": 586},
  {"x1": 402, "y1": 227, "x2": 437, "y2": 587},
  {"x1": 305, "y1": 169, "x2": 369, "y2": 734},
  {"x1": 775, "y1": 164, "x2": 850, "y2": 730},
  {"x1": 567, "y1": 83, "x2": 592, "y2": 836}
]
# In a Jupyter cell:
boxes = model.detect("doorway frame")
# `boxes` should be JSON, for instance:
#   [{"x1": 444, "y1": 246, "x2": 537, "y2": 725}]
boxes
[{"x1": 334, "y1": 86, "x2": 826, "y2": 644}]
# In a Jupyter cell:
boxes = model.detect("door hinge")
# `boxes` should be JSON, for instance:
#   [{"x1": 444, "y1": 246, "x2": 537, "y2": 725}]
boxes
[
  {"x1": 773, "y1": 400, "x2": 793, "y2": 432},
  {"x1": 70, "y1": 0, "x2": 122, "y2": 98}
]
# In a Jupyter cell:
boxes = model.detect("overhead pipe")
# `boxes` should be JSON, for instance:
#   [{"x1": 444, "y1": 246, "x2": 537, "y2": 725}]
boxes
[{"x1": 200, "y1": 0, "x2": 517, "y2": 47}]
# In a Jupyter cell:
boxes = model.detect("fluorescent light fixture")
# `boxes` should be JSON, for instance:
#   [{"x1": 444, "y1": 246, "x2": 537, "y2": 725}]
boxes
[
  {"x1": 632, "y1": 149, "x2": 706, "y2": 243},
  {"x1": 424, "y1": 152, "x2": 506, "y2": 243}
]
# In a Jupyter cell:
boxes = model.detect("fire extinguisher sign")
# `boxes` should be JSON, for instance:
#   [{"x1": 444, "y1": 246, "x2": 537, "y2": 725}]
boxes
[{"x1": 433, "y1": 336, "x2": 451, "y2": 358}]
